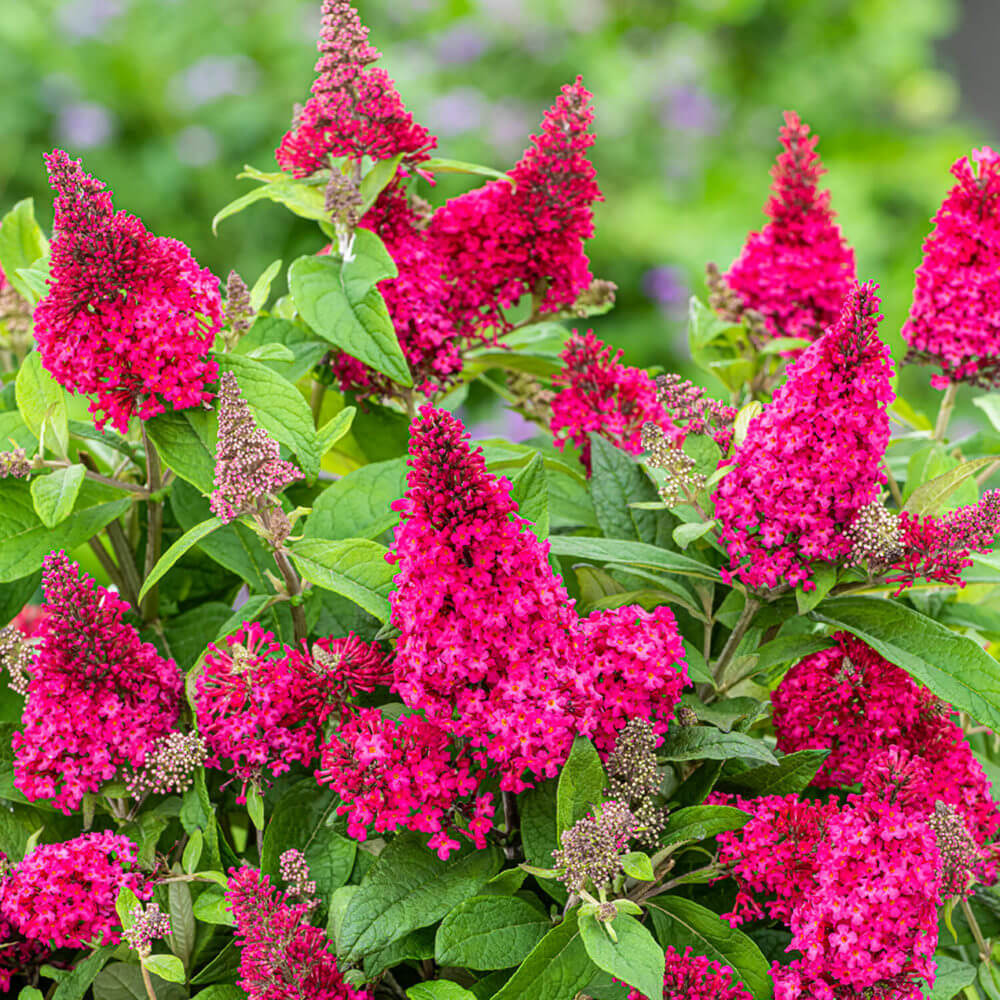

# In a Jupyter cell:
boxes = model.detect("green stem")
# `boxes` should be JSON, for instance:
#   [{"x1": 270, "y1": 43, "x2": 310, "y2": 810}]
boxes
[
  {"x1": 105, "y1": 519, "x2": 142, "y2": 609},
  {"x1": 40, "y1": 459, "x2": 148, "y2": 496},
  {"x1": 272, "y1": 547, "x2": 308, "y2": 644},
  {"x1": 961, "y1": 896, "x2": 992, "y2": 966},
  {"x1": 933, "y1": 382, "x2": 959, "y2": 443},
  {"x1": 712, "y1": 596, "x2": 761, "y2": 688},
  {"x1": 139, "y1": 960, "x2": 159, "y2": 1000},
  {"x1": 310, "y1": 380, "x2": 326, "y2": 426},
  {"x1": 140, "y1": 426, "x2": 163, "y2": 623},
  {"x1": 88, "y1": 536, "x2": 126, "y2": 595},
  {"x1": 884, "y1": 466, "x2": 904, "y2": 509}
]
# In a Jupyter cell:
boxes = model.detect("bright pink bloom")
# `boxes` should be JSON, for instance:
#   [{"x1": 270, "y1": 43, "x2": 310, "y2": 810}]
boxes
[
  {"x1": 34, "y1": 150, "x2": 221, "y2": 433},
  {"x1": 0, "y1": 832, "x2": 150, "y2": 948},
  {"x1": 714, "y1": 282, "x2": 894, "y2": 590},
  {"x1": 550, "y1": 331, "x2": 675, "y2": 471},
  {"x1": 210, "y1": 371, "x2": 303, "y2": 522},
  {"x1": 328, "y1": 188, "x2": 466, "y2": 397},
  {"x1": 429, "y1": 78, "x2": 601, "y2": 335},
  {"x1": 388, "y1": 406, "x2": 689, "y2": 791},
  {"x1": 725, "y1": 111, "x2": 855, "y2": 344},
  {"x1": 772, "y1": 632, "x2": 1000, "y2": 845},
  {"x1": 226, "y1": 866, "x2": 370, "y2": 1000},
  {"x1": 317, "y1": 707, "x2": 493, "y2": 859},
  {"x1": 627, "y1": 946, "x2": 753, "y2": 1000},
  {"x1": 888, "y1": 490, "x2": 1000, "y2": 592},
  {"x1": 298, "y1": 632, "x2": 391, "y2": 705},
  {"x1": 196, "y1": 624, "x2": 324, "y2": 798},
  {"x1": 12, "y1": 552, "x2": 183, "y2": 813},
  {"x1": 715, "y1": 791, "x2": 941, "y2": 1000},
  {"x1": 903, "y1": 147, "x2": 1000, "y2": 388},
  {"x1": 276, "y1": 0, "x2": 434, "y2": 177}
]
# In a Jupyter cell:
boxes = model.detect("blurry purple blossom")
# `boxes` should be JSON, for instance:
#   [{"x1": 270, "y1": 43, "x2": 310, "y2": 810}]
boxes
[
  {"x1": 55, "y1": 102, "x2": 115, "y2": 149},
  {"x1": 435, "y1": 23, "x2": 490, "y2": 65},
  {"x1": 487, "y1": 100, "x2": 536, "y2": 157},
  {"x1": 662, "y1": 84, "x2": 719, "y2": 135},
  {"x1": 425, "y1": 89, "x2": 487, "y2": 137},
  {"x1": 56, "y1": 0, "x2": 127, "y2": 41},
  {"x1": 466, "y1": 407, "x2": 537, "y2": 444},
  {"x1": 642, "y1": 266, "x2": 687, "y2": 309},
  {"x1": 169, "y1": 56, "x2": 258, "y2": 109}
]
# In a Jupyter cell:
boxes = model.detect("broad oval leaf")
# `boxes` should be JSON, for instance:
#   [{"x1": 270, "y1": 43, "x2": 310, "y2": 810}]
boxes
[
  {"x1": 548, "y1": 535, "x2": 718, "y2": 581},
  {"x1": 434, "y1": 894, "x2": 550, "y2": 970},
  {"x1": 721, "y1": 749, "x2": 830, "y2": 797},
  {"x1": 30, "y1": 465, "x2": 85, "y2": 527},
  {"x1": 147, "y1": 408, "x2": 218, "y2": 495},
  {"x1": 556, "y1": 736, "x2": 606, "y2": 837},
  {"x1": 904, "y1": 456, "x2": 999, "y2": 516},
  {"x1": 0, "y1": 199, "x2": 49, "y2": 303},
  {"x1": 657, "y1": 726, "x2": 778, "y2": 765},
  {"x1": 660, "y1": 805, "x2": 750, "y2": 847},
  {"x1": 578, "y1": 911, "x2": 665, "y2": 1000},
  {"x1": 137, "y1": 517, "x2": 224, "y2": 605},
  {"x1": 290, "y1": 538, "x2": 395, "y2": 622},
  {"x1": 16, "y1": 351, "x2": 68, "y2": 457}
]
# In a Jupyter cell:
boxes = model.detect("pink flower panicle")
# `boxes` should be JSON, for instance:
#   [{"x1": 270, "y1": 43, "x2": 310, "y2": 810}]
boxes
[
  {"x1": 196, "y1": 624, "x2": 324, "y2": 798},
  {"x1": 903, "y1": 147, "x2": 1000, "y2": 388},
  {"x1": 714, "y1": 281, "x2": 894, "y2": 590},
  {"x1": 210, "y1": 371, "x2": 303, "y2": 523},
  {"x1": 125, "y1": 730, "x2": 208, "y2": 797},
  {"x1": 316, "y1": 706, "x2": 494, "y2": 860},
  {"x1": 714, "y1": 791, "x2": 941, "y2": 1000},
  {"x1": 328, "y1": 188, "x2": 465, "y2": 397},
  {"x1": 888, "y1": 490, "x2": 1000, "y2": 592},
  {"x1": 0, "y1": 832, "x2": 150, "y2": 948},
  {"x1": 626, "y1": 946, "x2": 753, "y2": 1000},
  {"x1": 122, "y1": 901, "x2": 171, "y2": 953},
  {"x1": 275, "y1": 0, "x2": 435, "y2": 177},
  {"x1": 34, "y1": 150, "x2": 221, "y2": 433},
  {"x1": 551, "y1": 330, "x2": 676, "y2": 471},
  {"x1": 429, "y1": 78, "x2": 601, "y2": 336},
  {"x1": 724, "y1": 111, "x2": 855, "y2": 344},
  {"x1": 654, "y1": 373, "x2": 737, "y2": 453},
  {"x1": 772, "y1": 632, "x2": 1000, "y2": 845},
  {"x1": 12, "y1": 552, "x2": 183, "y2": 813},
  {"x1": 279, "y1": 849, "x2": 317, "y2": 901},
  {"x1": 389, "y1": 406, "x2": 689, "y2": 793},
  {"x1": 226, "y1": 865, "x2": 370, "y2": 1000}
]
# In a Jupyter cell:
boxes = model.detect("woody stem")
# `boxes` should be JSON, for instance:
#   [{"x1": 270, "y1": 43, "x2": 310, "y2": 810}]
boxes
[
  {"x1": 933, "y1": 382, "x2": 958, "y2": 443},
  {"x1": 272, "y1": 547, "x2": 308, "y2": 644},
  {"x1": 140, "y1": 425, "x2": 163, "y2": 622}
]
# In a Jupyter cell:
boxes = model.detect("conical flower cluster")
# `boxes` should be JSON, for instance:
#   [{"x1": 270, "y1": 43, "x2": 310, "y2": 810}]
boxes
[
  {"x1": 388, "y1": 406, "x2": 689, "y2": 792},
  {"x1": 714, "y1": 281, "x2": 894, "y2": 590},
  {"x1": 34, "y1": 150, "x2": 222, "y2": 432},
  {"x1": 429, "y1": 78, "x2": 602, "y2": 335},
  {"x1": 903, "y1": 147, "x2": 1000, "y2": 388},
  {"x1": 724, "y1": 111, "x2": 855, "y2": 344},
  {"x1": 12, "y1": 552, "x2": 183, "y2": 812},
  {"x1": 275, "y1": 0, "x2": 435, "y2": 176}
]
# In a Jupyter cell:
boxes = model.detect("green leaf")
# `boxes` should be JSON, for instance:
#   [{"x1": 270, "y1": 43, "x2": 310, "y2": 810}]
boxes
[
  {"x1": 0, "y1": 199, "x2": 49, "y2": 302},
  {"x1": 421, "y1": 156, "x2": 508, "y2": 180},
  {"x1": 289, "y1": 239, "x2": 412, "y2": 387},
  {"x1": 249, "y1": 258, "x2": 283, "y2": 312},
  {"x1": 973, "y1": 394, "x2": 1000, "y2": 435},
  {"x1": 519, "y1": 779, "x2": 567, "y2": 904},
  {"x1": 137, "y1": 517, "x2": 224, "y2": 605},
  {"x1": 290, "y1": 538, "x2": 395, "y2": 622},
  {"x1": 621, "y1": 852, "x2": 655, "y2": 880},
  {"x1": 408, "y1": 984, "x2": 477, "y2": 1000},
  {"x1": 657, "y1": 726, "x2": 777, "y2": 765},
  {"x1": 304, "y1": 457, "x2": 407, "y2": 541},
  {"x1": 339, "y1": 832, "x2": 502, "y2": 960},
  {"x1": 192, "y1": 886, "x2": 233, "y2": 925},
  {"x1": 30, "y1": 465, "x2": 85, "y2": 527},
  {"x1": 182, "y1": 830, "x2": 203, "y2": 874},
  {"x1": 721, "y1": 749, "x2": 830, "y2": 797},
  {"x1": 579, "y1": 912, "x2": 664, "y2": 1000},
  {"x1": 650, "y1": 897, "x2": 772, "y2": 999},
  {"x1": 51, "y1": 947, "x2": 116, "y2": 1000},
  {"x1": 18, "y1": 988, "x2": 44, "y2": 1000},
  {"x1": 435, "y1": 895, "x2": 551, "y2": 970},
  {"x1": 590, "y1": 436, "x2": 661, "y2": 543},
  {"x1": 556, "y1": 736, "x2": 606, "y2": 837},
  {"x1": 218, "y1": 353, "x2": 319, "y2": 478},
  {"x1": 147, "y1": 408, "x2": 217, "y2": 495},
  {"x1": 358, "y1": 153, "x2": 407, "y2": 212},
  {"x1": 754, "y1": 635, "x2": 833, "y2": 675},
  {"x1": 759, "y1": 337, "x2": 811, "y2": 355},
  {"x1": 16, "y1": 351, "x2": 68, "y2": 457},
  {"x1": 246, "y1": 784, "x2": 264, "y2": 830},
  {"x1": 317, "y1": 407, "x2": 357, "y2": 457},
  {"x1": 15, "y1": 267, "x2": 51, "y2": 304},
  {"x1": 811, "y1": 596, "x2": 1000, "y2": 730},
  {"x1": 260, "y1": 781, "x2": 356, "y2": 916},
  {"x1": 925, "y1": 955, "x2": 976, "y2": 999},
  {"x1": 234, "y1": 317, "x2": 329, "y2": 383},
  {"x1": 491, "y1": 911, "x2": 596, "y2": 1000},
  {"x1": 673, "y1": 520, "x2": 716, "y2": 549},
  {"x1": 190, "y1": 989, "x2": 246, "y2": 1000},
  {"x1": 93, "y1": 963, "x2": 187, "y2": 1000},
  {"x1": 660, "y1": 805, "x2": 750, "y2": 847},
  {"x1": 510, "y1": 453, "x2": 550, "y2": 540},
  {"x1": 548, "y1": 536, "x2": 718, "y2": 581},
  {"x1": 142, "y1": 956, "x2": 185, "y2": 985},
  {"x1": 795, "y1": 562, "x2": 837, "y2": 615},
  {"x1": 732, "y1": 401, "x2": 762, "y2": 449},
  {"x1": 904, "y1": 456, "x2": 999, "y2": 516},
  {"x1": 212, "y1": 170, "x2": 328, "y2": 232},
  {"x1": 0, "y1": 479, "x2": 130, "y2": 584},
  {"x1": 188, "y1": 943, "x2": 239, "y2": 987},
  {"x1": 244, "y1": 343, "x2": 294, "y2": 362}
]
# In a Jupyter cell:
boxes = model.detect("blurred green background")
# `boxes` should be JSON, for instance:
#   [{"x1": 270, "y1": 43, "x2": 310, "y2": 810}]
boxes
[{"x1": 0, "y1": 0, "x2": 990, "y2": 402}]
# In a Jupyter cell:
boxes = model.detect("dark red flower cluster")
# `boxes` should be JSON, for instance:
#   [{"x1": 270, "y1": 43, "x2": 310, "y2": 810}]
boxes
[
  {"x1": 724, "y1": 110, "x2": 855, "y2": 344},
  {"x1": 275, "y1": 0, "x2": 435, "y2": 176},
  {"x1": 12, "y1": 552, "x2": 183, "y2": 813},
  {"x1": 34, "y1": 150, "x2": 221, "y2": 433}
]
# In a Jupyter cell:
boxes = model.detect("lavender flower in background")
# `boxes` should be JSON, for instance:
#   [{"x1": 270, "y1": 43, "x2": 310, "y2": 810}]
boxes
[
  {"x1": 465, "y1": 407, "x2": 538, "y2": 444},
  {"x1": 642, "y1": 265, "x2": 688, "y2": 317},
  {"x1": 425, "y1": 88, "x2": 487, "y2": 137},
  {"x1": 169, "y1": 55, "x2": 258, "y2": 110},
  {"x1": 434, "y1": 22, "x2": 490, "y2": 65},
  {"x1": 175, "y1": 125, "x2": 220, "y2": 166},
  {"x1": 486, "y1": 100, "x2": 536, "y2": 157},
  {"x1": 54, "y1": 102, "x2": 115, "y2": 149},
  {"x1": 662, "y1": 83, "x2": 720, "y2": 135},
  {"x1": 56, "y1": 0, "x2": 127, "y2": 42}
]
